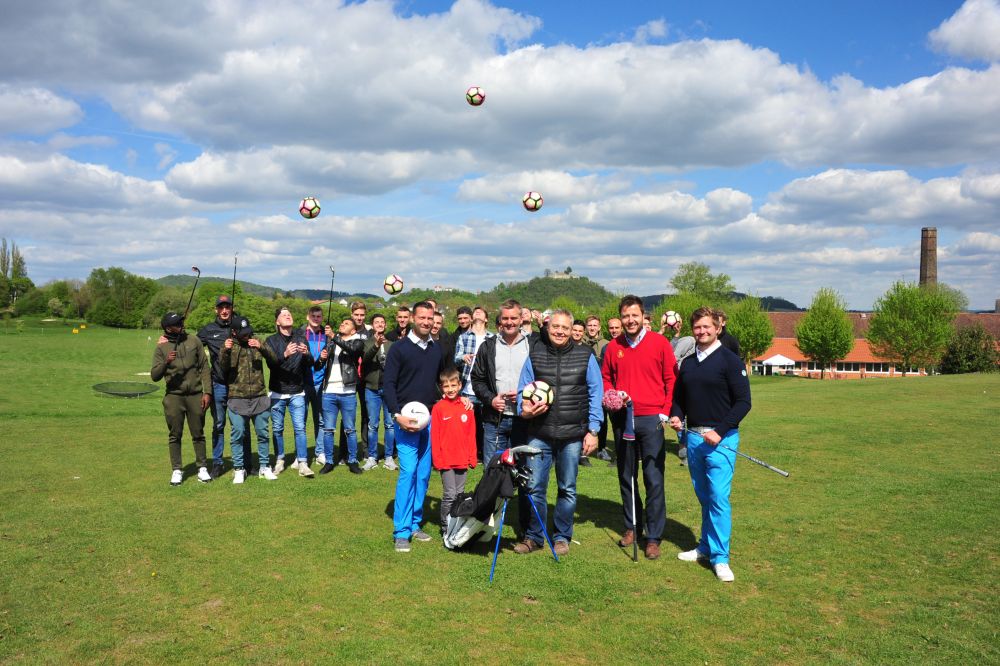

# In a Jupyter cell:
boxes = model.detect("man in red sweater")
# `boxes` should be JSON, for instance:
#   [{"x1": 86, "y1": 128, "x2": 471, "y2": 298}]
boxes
[{"x1": 601, "y1": 295, "x2": 678, "y2": 560}]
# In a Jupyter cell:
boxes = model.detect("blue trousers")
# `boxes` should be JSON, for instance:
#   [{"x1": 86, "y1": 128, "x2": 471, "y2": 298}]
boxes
[
  {"x1": 210, "y1": 381, "x2": 250, "y2": 465},
  {"x1": 270, "y1": 394, "x2": 308, "y2": 462},
  {"x1": 686, "y1": 429, "x2": 738, "y2": 565},
  {"x1": 364, "y1": 387, "x2": 395, "y2": 459},
  {"x1": 392, "y1": 425, "x2": 432, "y2": 540},
  {"x1": 304, "y1": 379, "x2": 332, "y2": 457},
  {"x1": 524, "y1": 436, "x2": 581, "y2": 544},
  {"x1": 227, "y1": 409, "x2": 270, "y2": 471},
  {"x1": 321, "y1": 393, "x2": 358, "y2": 463}
]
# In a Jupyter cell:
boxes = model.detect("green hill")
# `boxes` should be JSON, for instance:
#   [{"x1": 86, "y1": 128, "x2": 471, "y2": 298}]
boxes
[
  {"x1": 480, "y1": 275, "x2": 616, "y2": 310},
  {"x1": 156, "y1": 275, "x2": 375, "y2": 301}
]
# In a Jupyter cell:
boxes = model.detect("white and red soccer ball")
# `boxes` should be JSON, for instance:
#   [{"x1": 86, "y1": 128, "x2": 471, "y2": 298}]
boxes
[
  {"x1": 522, "y1": 191, "x2": 543, "y2": 212},
  {"x1": 383, "y1": 274, "x2": 404, "y2": 295},
  {"x1": 465, "y1": 86, "x2": 486, "y2": 106},
  {"x1": 299, "y1": 196, "x2": 320, "y2": 219},
  {"x1": 521, "y1": 380, "x2": 554, "y2": 405},
  {"x1": 663, "y1": 310, "x2": 682, "y2": 328}
]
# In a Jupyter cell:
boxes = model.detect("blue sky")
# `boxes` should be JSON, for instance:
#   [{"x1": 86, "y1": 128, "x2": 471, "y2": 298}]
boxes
[{"x1": 1, "y1": 0, "x2": 998, "y2": 309}]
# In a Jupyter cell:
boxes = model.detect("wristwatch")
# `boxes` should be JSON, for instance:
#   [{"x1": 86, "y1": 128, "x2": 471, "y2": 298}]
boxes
[{"x1": 588, "y1": 428, "x2": 600, "y2": 437}]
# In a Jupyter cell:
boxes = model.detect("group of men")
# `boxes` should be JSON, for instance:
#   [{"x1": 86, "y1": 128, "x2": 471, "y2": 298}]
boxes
[{"x1": 152, "y1": 293, "x2": 750, "y2": 582}]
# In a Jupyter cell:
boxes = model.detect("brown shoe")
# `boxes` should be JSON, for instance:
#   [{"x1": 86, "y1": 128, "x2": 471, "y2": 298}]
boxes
[
  {"x1": 644, "y1": 541, "x2": 661, "y2": 560},
  {"x1": 618, "y1": 529, "x2": 638, "y2": 547},
  {"x1": 553, "y1": 540, "x2": 569, "y2": 556},
  {"x1": 513, "y1": 539, "x2": 543, "y2": 554}
]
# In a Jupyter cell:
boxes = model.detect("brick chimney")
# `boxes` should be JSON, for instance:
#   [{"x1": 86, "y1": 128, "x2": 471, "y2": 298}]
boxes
[{"x1": 919, "y1": 227, "x2": 937, "y2": 287}]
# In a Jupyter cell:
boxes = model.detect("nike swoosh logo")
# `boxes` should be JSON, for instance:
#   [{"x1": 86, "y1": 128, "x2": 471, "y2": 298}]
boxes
[
  {"x1": 213, "y1": 334, "x2": 220, "y2": 338},
  {"x1": 442, "y1": 416, "x2": 452, "y2": 420}
]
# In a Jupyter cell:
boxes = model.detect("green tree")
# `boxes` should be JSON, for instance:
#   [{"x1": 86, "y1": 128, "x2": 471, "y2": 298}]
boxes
[
  {"x1": 550, "y1": 296, "x2": 582, "y2": 319},
  {"x1": 47, "y1": 298, "x2": 64, "y2": 318},
  {"x1": 725, "y1": 295, "x2": 774, "y2": 365},
  {"x1": 795, "y1": 288, "x2": 854, "y2": 379},
  {"x1": 142, "y1": 286, "x2": 190, "y2": 328},
  {"x1": 866, "y1": 281, "x2": 957, "y2": 375},
  {"x1": 940, "y1": 323, "x2": 999, "y2": 374},
  {"x1": 86, "y1": 267, "x2": 159, "y2": 328},
  {"x1": 654, "y1": 292, "x2": 718, "y2": 336},
  {"x1": 669, "y1": 262, "x2": 734, "y2": 302}
]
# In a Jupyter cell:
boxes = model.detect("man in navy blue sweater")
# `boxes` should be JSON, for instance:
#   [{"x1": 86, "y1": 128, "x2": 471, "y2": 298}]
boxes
[
  {"x1": 383, "y1": 301, "x2": 448, "y2": 553},
  {"x1": 668, "y1": 306, "x2": 751, "y2": 583}
]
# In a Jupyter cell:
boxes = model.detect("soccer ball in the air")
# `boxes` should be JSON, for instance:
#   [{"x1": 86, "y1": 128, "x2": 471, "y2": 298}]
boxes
[
  {"x1": 466, "y1": 86, "x2": 486, "y2": 106},
  {"x1": 521, "y1": 380, "x2": 554, "y2": 405},
  {"x1": 299, "y1": 197, "x2": 321, "y2": 219},
  {"x1": 663, "y1": 310, "x2": 682, "y2": 328},
  {"x1": 522, "y1": 191, "x2": 543, "y2": 212},
  {"x1": 384, "y1": 274, "x2": 404, "y2": 295}
]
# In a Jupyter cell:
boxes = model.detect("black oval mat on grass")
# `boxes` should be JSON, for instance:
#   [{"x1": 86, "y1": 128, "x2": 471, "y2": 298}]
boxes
[{"x1": 93, "y1": 382, "x2": 159, "y2": 398}]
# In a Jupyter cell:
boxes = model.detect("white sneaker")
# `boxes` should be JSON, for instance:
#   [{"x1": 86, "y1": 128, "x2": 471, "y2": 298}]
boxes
[
  {"x1": 233, "y1": 469, "x2": 246, "y2": 484},
  {"x1": 315, "y1": 454, "x2": 327, "y2": 467},
  {"x1": 714, "y1": 563, "x2": 735, "y2": 582},
  {"x1": 197, "y1": 467, "x2": 212, "y2": 483},
  {"x1": 298, "y1": 461, "x2": 315, "y2": 477},
  {"x1": 383, "y1": 458, "x2": 397, "y2": 471},
  {"x1": 273, "y1": 459, "x2": 285, "y2": 475},
  {"x1": 361, "y1": 457, "x2": 378, "y2": 471},
  {"x1": 677, "y1": 548, "x2": 708, "y2": 562},
  {"x1": 170, "y1": 469, "x2": 183, "y2": 486},
  {"x1": 259, "y1": 467, "x2": 278, "y2": 481}
]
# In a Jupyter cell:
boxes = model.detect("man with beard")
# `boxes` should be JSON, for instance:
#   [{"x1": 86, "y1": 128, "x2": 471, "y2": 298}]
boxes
[{"x1": 263, "y1": 306, "x2": 314, "y2": 478}]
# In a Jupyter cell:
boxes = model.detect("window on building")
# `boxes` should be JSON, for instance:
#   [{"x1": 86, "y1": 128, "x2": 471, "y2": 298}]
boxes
[
  {"x1": 836, "y1": 362, "x2": 860, "y2": 372},
  {"x1": 865, "y1": 363, "x2": 889, "y2": 373}
]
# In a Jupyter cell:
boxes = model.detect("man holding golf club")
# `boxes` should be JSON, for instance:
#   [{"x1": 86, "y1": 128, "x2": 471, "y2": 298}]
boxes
[
  {"x1": 667, "y1": 307, "x2": 751, "y2": 582},
  {"x1": 601, "y1": 295, "x2": 678, "y2": 561}
]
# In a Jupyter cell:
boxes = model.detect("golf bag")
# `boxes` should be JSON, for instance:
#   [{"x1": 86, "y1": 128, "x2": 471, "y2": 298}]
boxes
[{"x1": 443, "y1": 446, "x2": 537, "y2": 550}]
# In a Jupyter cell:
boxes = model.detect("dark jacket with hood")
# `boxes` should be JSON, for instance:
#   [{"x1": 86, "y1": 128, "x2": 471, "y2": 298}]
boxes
[
  {"x1": 198, "y1": 315, "x2": 237, "y2": 384},
  {"x1": 263, "y1": 329, "x2": 313, "y2": 394}
]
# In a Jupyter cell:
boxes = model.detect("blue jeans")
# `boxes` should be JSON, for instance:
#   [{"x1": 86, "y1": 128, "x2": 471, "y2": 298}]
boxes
[
  {"x1": 211, "y1": 382, "x2": 250, "y2": 465},
  {"x1": 481, "y1": 413, "x2": 524, "y2": 464},
  {"x1": 227, "y1": 409, "x2": 270, "y2": 470},
  {"x1": 304, "y1": 379, "x2": 331, "y2": 458},
  {"x1": 393, "y1": 425, "x2": 432, "y2": 540},
  {"x1": 686, "y1": 429, "x2": 738, "y2": 564},
  {"x1": 271, "y1": 394, "x2": 308, "y2": 462},
  {"x1": 322, "y1": 393, "x2": 358, "y2": 463},
  {"x1": 364, "y1": 387, "x2": 395, "y2": 459},
  {"x1": 524, "y1": 436, "x2": 582, "y2": 545}
]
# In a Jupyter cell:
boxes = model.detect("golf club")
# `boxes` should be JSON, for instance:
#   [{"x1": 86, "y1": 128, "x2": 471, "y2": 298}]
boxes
[
  {"x1": 630, "y1": 447, "x2": 638, "y2": 563},
  {"x1": 326, "y1": 265, "x2": 335, "y2": 325},
  {"x1": 658, "y1": 416, "x2": 790, "y2": 478},
  {"x1": 171, "y1": 266, "x2": 200, "y2": 352},
  {"x1": 230, "y1": 253, "x2": 238, "y2": 312}
]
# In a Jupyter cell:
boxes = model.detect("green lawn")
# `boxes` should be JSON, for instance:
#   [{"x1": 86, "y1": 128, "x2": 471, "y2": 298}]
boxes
[{"x1": 0, "y1": 322, "x2": 997, "y2": 663}]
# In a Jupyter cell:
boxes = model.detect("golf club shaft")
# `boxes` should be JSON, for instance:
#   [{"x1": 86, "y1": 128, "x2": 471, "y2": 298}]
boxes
[
  {"x1": 230, "y1": 254, "x2": 238, "y2": 311},
  {"x1": 182, "y1": 267, "x2": 201, "y2": 319},
  {"x1": 327, "y1": 266, "x2": 335, "y2": 325},
  {"x1": 717, "y1": 443, "x2": 790, "y2": 477},
  {"x1": 630, "y1": 449, "x2": 638, "y2": 562}
]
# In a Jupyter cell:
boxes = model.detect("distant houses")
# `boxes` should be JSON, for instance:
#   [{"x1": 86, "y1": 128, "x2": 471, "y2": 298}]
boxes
[{"x1": 753, "y1": 312, "x2": 1000, "y2": 378}]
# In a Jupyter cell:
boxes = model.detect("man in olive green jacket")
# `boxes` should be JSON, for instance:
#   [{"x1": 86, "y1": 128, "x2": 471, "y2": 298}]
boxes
[
  {"x1": 151, "y1": 312, "x2": 213, "y2": 486},
  {"x1": 219, "y1": 316, "x2": 280, "y2": 483}
]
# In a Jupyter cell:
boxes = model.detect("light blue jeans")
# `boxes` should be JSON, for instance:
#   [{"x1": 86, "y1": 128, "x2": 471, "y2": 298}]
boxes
[
  {"x1": 364, "y1": 387, "x2": 395, "y2": 459},
  {"x1": 270, "y1": 394, "x2": 308, "y2": 462},
  {"x1": 685, "y1": 429, "x2": 738, "y2": 565},
  {"x1": 524, "y1": 436, "x2": 582, "y2": 545},
  {"x1": 322, "y1": 392, "x2": 358, "y2": 463},
  {"x1": 227, "y1": 409, "x2": 270, "y2": 470}
]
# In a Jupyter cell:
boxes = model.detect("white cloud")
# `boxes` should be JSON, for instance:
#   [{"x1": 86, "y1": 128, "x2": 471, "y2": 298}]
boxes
[
  {"x1": 761, "y1": 168, "x2": 1000, "y2": 229},
  {"x1": 950, "y1": 231, "x2": 1000, "y2": 255},
  {"x1": 929, "y1": 0, "x2": 1000, "y2": 62},
  {"x1": 564, "y1": 187, "x2": 752, "y2": 229},
  {"x1": 0, "y1": 86, "x2": 82, "y2": 134},
  {"x1": 457, "y1": 171, "x2": 631, "y2": 203},
  {"x1": 634, "y1": 19, "x2": 668, "y2": 44}
]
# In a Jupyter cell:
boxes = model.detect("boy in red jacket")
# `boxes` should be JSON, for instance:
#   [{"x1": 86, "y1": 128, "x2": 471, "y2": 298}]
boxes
[{"x1": 431, "y1": 367, "x2": 478, "y2": 529}]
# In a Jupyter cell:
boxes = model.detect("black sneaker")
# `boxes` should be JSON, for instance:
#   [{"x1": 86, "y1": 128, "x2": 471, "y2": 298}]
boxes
[
  {"x1": 348, "y1": 461, "x2": 363, "y2": 474},
  {"x1": 318, "y1": 463, "x2": 335, "y2": 475},
  {"x1": 210, "y1": 463, "x2": 224, "y2": 479},
  {"x1": 578, "y1": 457, "x2": 592, "y2": 467},
  {"x1": 247, "y1": 466, "x2": 259, "y2": 477}
]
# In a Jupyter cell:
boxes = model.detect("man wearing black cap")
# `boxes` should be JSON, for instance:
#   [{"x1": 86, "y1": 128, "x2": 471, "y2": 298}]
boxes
[
  {"x1": 151, "y1": 312, "x2": 213, "y2": 486},
  {"x1": 196, "y1": 294, "x2": 250, "y2": 477}
]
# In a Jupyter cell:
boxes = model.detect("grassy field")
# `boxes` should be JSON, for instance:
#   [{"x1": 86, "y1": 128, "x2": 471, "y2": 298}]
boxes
[{"x1": 0, "y1": 320, "x2": 997, "y2": 664}]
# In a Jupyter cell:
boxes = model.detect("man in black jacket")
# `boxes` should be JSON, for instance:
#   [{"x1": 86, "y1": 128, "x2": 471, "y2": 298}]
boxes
[
  {"x1": 319, "y1": 318, "x2": 366, "y2": 474},
  {"x1": 263, "y1": 306, "x2": 315, "y2": 478},
  {"x1": 514, "y1": 310, "x2": 603, "y2": 556}
]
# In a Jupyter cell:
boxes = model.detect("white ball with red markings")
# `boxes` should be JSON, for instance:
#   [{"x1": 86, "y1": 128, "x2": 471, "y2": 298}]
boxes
[
  {"x1": 400, "y1": 401, "x2": 430, "y2": 430},
  {"x1": 383, "y1": 274, "x2": 404, "y2": 295},
  {"x1": 521, "y1": 380, "x2": 554, "y2": 405},
  {"x1": 663, "y1": 310, "x2": 682, "y2": 327},
  {"x1": 522, "y1": 191, "x2": 543, "y2": 212},
  {"x1": 465, "y1": 86, "x2": 486, "y2": 106},
  {"x1": 299, "y1": 196, "x2": 320, "y2": 219}
]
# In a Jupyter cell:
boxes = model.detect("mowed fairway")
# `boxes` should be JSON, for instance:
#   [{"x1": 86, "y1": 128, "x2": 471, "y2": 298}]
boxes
[{"x1": 0, "y1": 322, "x2": 997, "y2": 664}]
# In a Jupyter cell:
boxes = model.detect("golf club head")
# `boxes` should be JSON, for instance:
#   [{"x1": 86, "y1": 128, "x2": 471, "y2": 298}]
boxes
[{"x1": 191, "y1": 266, "x2": 201, "y2": 276}]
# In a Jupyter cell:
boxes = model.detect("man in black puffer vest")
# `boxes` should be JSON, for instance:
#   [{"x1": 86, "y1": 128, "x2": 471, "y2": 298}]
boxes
[{"x1": 514, "y1": 310, "x2": 603, "y2": 556}]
